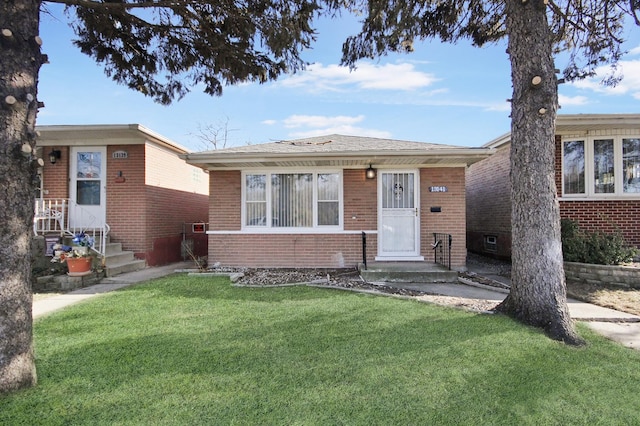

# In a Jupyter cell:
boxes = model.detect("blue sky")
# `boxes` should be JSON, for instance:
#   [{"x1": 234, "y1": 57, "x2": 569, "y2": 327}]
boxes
[{"x1": 38, "y1": 4, "x2": 640, "y2": 151}]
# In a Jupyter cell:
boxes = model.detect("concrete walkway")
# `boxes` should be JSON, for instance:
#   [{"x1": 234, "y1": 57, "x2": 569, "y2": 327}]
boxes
[
  {"x1": 33, "y1": 261, "x2": 640, "y2": 350},
  {"x1": 463, "y1": 263, "x2": 640, "y2": 350},
  {"x1": 32, "y1": 262, "x2": 193, "y2": 319}
]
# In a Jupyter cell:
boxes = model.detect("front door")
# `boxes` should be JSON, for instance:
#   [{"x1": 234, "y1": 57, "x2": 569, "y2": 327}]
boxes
[
  {"x1": 69, "y1": 147, "x2": 107, "y2": 230},
  {"x1": 377, "y1": 171, "x2": 422, "y2": 260}
]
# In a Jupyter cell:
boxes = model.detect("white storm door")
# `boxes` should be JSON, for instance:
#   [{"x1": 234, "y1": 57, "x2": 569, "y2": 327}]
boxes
[
  {"x1": 69, "y1": 147, "x2": 107, "y2": 229},
  {"x1": 378, "y1": 171, "x2": 422, "y2": 259}
]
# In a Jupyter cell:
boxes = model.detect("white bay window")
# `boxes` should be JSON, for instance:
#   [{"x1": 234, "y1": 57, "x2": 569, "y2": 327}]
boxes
[
  {"x1": 562, "y1": 136, "x2": 640, "y2": 198},
  {"x1": 243, "y1": 171, "x2": 342, "y2": 230}
]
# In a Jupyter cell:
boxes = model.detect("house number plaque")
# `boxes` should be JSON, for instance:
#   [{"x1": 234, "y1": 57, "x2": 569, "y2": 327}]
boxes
[{"x1": 429, "y1": 186, "x2": 448, "y2": 192}]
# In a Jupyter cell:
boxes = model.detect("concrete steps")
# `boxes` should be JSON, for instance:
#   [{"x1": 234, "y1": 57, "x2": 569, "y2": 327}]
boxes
[
  {"x1": 103, "y1": 242, "x2": 146, "y2": 277},
  {"x1": 359, "y1": 262, "x2": 459, "y2": 285}
]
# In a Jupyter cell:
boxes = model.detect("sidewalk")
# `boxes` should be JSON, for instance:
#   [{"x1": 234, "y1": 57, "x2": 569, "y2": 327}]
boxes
[
  {"x1": 32, "y1": 261, "x2": 193, "y2": 319},
  {"x1": 464, "y1": 262, "x2": 640, "y2": 350}
]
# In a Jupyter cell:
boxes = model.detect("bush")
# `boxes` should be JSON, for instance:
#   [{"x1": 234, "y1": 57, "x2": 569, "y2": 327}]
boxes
[{"x1": 561, "y1": 219, "x2": 639, "y2": 265}]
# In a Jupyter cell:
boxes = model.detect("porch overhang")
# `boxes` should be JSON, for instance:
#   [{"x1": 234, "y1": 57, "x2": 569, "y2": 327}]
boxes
[
  {"x1": 182, "y1": 148, "x2": 494, "y2": 170},
  {"x1": 35, "y1": 124, "x2": 192, "y2": 154}
]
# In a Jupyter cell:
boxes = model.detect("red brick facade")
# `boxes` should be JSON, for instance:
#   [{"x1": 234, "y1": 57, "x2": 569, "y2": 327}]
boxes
[
  {"x1": 553, "y1": 137, "x2": 640, "y2": 247},
  {"x1": 41, "y1": 143, "x2": 208, "y2": 266},
  {"x1": 207, "y1": 167, "x2": 467, "y2": 269},
  {"x1": 467, "y1": 133, "x2": 640, "y2": 259},
  {"x1": 420, "y1": 168, "x2": 467, "y2": 267},
  {"x1": 465, "y1": 144, "x2": 512, "y2": 258}
]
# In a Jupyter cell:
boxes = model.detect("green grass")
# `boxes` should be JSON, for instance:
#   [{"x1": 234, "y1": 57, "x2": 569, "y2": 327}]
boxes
[{"x1": 3, "y1": 275, "x2": 640, "y2": 425}]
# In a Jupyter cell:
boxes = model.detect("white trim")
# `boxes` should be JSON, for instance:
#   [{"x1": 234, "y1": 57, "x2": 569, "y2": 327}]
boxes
[
  {"x1": 207, "y1": 230, "x2": 377, "y2": 235},
  {"x1": 561, "y1": 134, "x2": 640, "y2": 199},
  {"x1": 375, "y1": 256, "x2": 425, "y2": 261},
  {"x1": 377, "y1": 169, "x2": 421, "y2": 259},
  {"x1": 69, "y1": 146, "x2": 107, "y2": 229},
  {"x1": 241, "y1": 169, "x2": 344, "y2": 231}
]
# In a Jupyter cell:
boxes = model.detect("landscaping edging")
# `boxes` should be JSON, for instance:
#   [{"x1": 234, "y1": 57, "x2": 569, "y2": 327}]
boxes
[{"x1": 564, "y1": 261, "x2": 640, "y2": 288}]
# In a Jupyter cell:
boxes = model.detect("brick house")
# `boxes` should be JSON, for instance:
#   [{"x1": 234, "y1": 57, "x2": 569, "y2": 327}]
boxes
[
  {"x1": 467, "y1": 114, "x2": 640, "y2": 259},
  {"x1": 35, "y1": 124, "x2": 209, "y2": 273},
  {"x1": 183, "y1": 134, "x2": 492, "y2": 271}
]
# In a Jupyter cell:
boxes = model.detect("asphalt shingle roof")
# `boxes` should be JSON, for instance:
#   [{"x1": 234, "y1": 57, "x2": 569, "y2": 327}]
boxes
[{"x1": 197, "y1": 134, "x2": 463, "y2": 155}]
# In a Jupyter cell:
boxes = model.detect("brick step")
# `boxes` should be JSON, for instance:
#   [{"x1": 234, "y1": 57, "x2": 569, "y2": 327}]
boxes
[
  {"x1": 105, "y1": 259, "x2": 147, "y2": 277},
  {"x1": 358, "y1": 262, "x2": 459, "y2": 284},
  {"x1": 104, "y1": 250, "x2": 136, "y2": 266}
]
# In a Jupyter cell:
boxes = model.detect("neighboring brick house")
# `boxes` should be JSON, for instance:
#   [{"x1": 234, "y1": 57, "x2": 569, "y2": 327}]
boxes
[
  {"x1": 467, "y1": 114, "x2": 640, "y2": 259},
  {"x1": 183, "y1": 134, "x2": 492, "y2": 270},
  {"x1": 35, "y1": 124, "x2": 209, "y2": 268}
]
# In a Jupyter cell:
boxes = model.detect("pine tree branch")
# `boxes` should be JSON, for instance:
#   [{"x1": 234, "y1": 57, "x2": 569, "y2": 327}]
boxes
[{"x1": 45, "y1": 0, "x2": 197, "y2": 11}]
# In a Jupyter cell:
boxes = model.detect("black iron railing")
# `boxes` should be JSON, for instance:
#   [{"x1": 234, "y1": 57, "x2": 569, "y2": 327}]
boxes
[
  {"x1": 433, "y1": 233, "x2": 452, "y2": 270},
  {"x1": 361, "y1": 231, "x2": 367, "y2": 270}
]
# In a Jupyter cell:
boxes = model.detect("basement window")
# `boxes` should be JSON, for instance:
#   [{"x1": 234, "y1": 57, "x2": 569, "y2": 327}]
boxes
[{"x1": 484, "y1": 235, "x2": 497, "y2": 252}]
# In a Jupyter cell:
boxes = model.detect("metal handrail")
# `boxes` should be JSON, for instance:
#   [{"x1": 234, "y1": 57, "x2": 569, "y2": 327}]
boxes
[
  {"x1": 33, "y1": 198, "x2": 110, "y2": 257},
  {"x1": 361, "y1": 231, "x2": 367, "y2": 270},
  {"x1": 433, "y1": 233, "x2": 452, "y2": 270}
]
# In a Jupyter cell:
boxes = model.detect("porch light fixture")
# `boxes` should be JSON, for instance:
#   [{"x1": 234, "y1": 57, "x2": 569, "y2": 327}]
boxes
[
  {"x1": 365, "y1": 164, "x2": 376, "y2": 179},
  {"x1": 48, "y1": 149, "x2": 61, "y2": 164}
]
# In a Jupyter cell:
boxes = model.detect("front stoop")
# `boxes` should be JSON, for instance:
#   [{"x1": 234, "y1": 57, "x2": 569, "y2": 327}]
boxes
[
  {"x1": 358, "y1": 262, "x2": 459, "y2": 284},
  {"x1": 103, "y1": 242, "x2": 146, "y2": 277}
]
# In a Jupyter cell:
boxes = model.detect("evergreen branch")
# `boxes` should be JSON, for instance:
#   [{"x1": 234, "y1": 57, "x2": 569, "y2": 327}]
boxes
[{"x1": 45, "y1": 0, "x2": 197, "y2": 11}]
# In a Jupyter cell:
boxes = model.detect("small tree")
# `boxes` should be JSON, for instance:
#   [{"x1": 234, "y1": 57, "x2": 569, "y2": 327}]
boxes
[{"x1": 191, "y1": 117, "x2": 237, "y2": 151}]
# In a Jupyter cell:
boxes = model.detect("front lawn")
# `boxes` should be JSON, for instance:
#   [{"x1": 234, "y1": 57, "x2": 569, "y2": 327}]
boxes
[{"x1": 3, "y1": 275, "x2": 640, "y2": 425}]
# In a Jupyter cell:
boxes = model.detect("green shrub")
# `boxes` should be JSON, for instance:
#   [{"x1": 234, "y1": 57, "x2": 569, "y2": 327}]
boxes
[{"x1": 561, "y1": 219, "x2": 639, "y2": 265}]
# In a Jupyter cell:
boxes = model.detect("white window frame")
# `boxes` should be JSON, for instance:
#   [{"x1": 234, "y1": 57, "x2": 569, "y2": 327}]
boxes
[
  {"x1": 241, "y1": 169, "x2": 343, "y2": 232},
  {"x1": 561, "y1": 134, "x2": 640, "y2": 200}
]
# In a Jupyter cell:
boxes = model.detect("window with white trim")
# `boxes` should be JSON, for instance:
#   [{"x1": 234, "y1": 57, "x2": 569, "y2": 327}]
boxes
[
  {"x1": 562, "y1": 136, "x2": 640, "y2": 198},
  {"x1": 243, "y1": 171, "x2": 342, "y2": 229},
  {"x1": 623, "y1": 138, "x2": 640, "y2": 193}
]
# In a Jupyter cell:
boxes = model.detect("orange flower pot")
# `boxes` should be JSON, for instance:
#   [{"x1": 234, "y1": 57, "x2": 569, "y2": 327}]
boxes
[{"x1": 66, "y1": 257, "x2": 92, "y2": 275}]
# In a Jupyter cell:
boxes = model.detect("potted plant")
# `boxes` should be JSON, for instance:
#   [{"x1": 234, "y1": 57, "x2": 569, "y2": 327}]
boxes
[
  {"x1": 51, "y1": 242, "x2": 94, "y2": 275},
  {"x1": 71, "y1": 232, "x2": 95, "y2": 255}
]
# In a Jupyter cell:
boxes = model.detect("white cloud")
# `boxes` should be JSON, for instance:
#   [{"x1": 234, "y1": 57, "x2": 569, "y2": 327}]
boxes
[
  {"x1": 628, "y1": 45, "x2": 640, "y2": 56},
  {"x1": 570, "y1": 60, "x2": 640, "y2": 98},
  {"x1": 279, "y1": 61, "x2": 439, "y2": 92},
  {"x1": 558, "y1": 94, "x2": 590, "y2": 106},
  {"x1": 282, "y1": 114, "x2": 365, "y2": 129},
  {"x1": 288, "y1": 126, "x2": 393, "y2": 139},
  {"x1": 271, "y1": 114, "x2": 392, "y2": 139},
  {"x1": 261, "y1": 119, "x2": 277, "y2": 126}
]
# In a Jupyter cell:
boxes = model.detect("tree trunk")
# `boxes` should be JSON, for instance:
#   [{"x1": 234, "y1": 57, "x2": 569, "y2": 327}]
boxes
[
  {"x1": 0, "y1": 0, "x2": 42, "y2": 393},
  {"x1": 494, "y1": 0, "x2": 585, "y2": 345}
]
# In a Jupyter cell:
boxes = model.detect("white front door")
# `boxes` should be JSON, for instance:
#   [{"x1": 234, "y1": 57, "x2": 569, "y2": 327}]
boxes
[
  {"x1": 69, "y1": 147, "x2": 107, "y2": 230},
  {"x1": 377, "y1": 171, "x2": 422, "y2": 260}
]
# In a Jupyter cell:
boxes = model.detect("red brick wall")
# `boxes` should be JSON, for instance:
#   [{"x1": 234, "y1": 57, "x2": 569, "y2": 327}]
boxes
[
  {"x1": 554, "y1": 136, "x2": 640, "y2": 248},
  {"x1": 343, "y1": 169, "x2": 377, "y2": 231},
  {"x1": 207, "y1": 168, "x2": 467, "y2": 269},
  {"x1": 210, "y1": 170, "x2": 242, "y2": 230},
  {"x1": 420, "y1": 168, "x2": 467, "y2": 268},
  {"x1": 466, "y1": 134, "x2": 640, "y2": 260},
  {"x1": 40, "y1": 143, "x2": 208, "y2": 266},
  {"x1": 145, "y1": 186, "x2": 209, "y2": 265},
  {"x1": 106, "y1": 145, "x2": 147, "y2": 257},
  {"x1": 42, "y1": 146, "x2": 70, "y2": 198},
  {"x1": 465, "y1": 144, "x2": 512, "y2": 258},
  {"x1": 559, "y1": 201, "x2": 640, "y2": 247},
  {"x1": 209, "y1": 233, "x2": 375, "y2": 268},
  {"x1": 207, "y1": 169, "x2": 376, "y2": 268}
]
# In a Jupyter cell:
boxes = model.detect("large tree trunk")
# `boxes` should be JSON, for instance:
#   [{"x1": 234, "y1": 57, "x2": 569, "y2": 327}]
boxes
[
  {"x1": 495, "y1": 0, "x2": 584, "y2": 345},
  {"x1": 0, "y1": 0, "x2": 42, "y2": 392}
]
